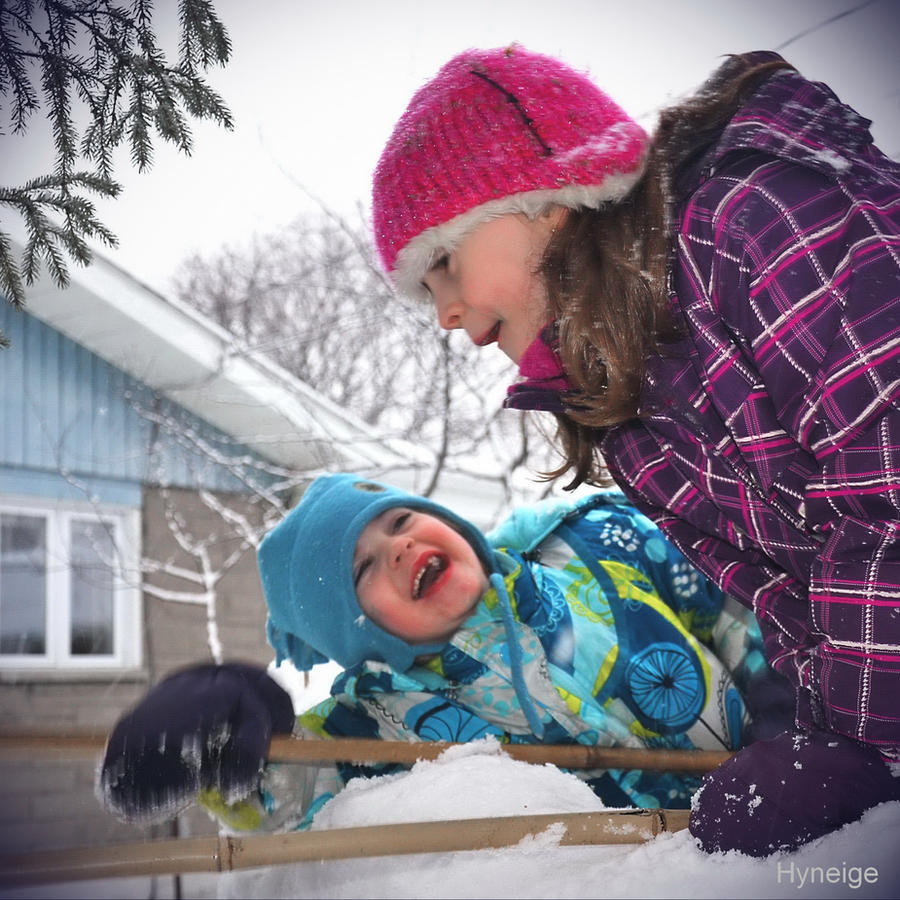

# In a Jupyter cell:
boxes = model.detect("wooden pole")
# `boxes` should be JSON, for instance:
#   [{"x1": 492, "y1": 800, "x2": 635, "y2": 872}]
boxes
[
  {"x1": 0, "y1": 732, "x2": 730, "y2": 773},
  {"x1": 0, "y1": 809, "x2": 691, "y2": 887},
  {"x1": 267, "y1": 737, "x2": 731, "y2": 773}
]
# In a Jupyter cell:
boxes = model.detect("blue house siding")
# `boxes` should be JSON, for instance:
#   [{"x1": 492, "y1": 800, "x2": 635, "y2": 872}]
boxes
[
  {"x1": 0, "y1": 287, "x2": 297, "y2": 872},
  {"x1": 1, "y1": 304, "x2": 280, "y2": 502},
  {"x1": 0, "y1": 466, "x2": 143, "y2": 507}
]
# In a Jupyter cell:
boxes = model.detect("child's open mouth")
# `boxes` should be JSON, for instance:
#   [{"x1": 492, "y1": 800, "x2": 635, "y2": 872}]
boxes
[{"x1": 412, "y1": 553, "x2": 449, "y2": 599}]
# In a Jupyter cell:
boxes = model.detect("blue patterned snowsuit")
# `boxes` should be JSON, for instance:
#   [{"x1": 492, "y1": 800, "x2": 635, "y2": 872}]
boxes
[{"x1": 206, "y1": 492, "x2": 770, "y2": 833}]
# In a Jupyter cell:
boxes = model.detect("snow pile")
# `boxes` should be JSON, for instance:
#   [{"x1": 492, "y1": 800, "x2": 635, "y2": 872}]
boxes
[
  {"x1": 312, "y1": 738, "x2": 605, "y2": 829},
  {"x1": 220, "y1": 737, "x2": 900, "y2": 899}
]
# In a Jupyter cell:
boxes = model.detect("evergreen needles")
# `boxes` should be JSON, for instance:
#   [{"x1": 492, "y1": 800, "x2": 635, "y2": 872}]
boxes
[{"x1": 0, "y1": 0, "x2": 233, "y2": 345}]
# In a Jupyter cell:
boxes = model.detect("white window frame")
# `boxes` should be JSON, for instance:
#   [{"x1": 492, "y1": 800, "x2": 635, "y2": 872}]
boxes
[{"x1": 0, "y1": 495, "x2": 142, "y2": 671}]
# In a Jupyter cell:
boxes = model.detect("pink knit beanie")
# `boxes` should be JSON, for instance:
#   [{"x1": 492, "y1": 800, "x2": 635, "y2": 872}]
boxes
[{"x1": 372, "y1": 44, "x2": 649, "y2": 300}]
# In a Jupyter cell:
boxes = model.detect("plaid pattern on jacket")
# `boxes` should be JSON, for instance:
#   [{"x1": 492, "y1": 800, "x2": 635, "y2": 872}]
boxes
[{"x1": 509, "y1": 60, "x2": 900, "y2": 753}]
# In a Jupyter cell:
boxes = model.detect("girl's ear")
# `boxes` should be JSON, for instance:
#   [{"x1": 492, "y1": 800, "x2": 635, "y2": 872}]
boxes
[{"x1": 538, "y1": 204, "x2": 569, "y2": 232}]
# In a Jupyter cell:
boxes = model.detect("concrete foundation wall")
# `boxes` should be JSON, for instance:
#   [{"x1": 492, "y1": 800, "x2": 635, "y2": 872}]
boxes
[{"x1": 0, "y1": 486, "x2": 279, "y2": 896}]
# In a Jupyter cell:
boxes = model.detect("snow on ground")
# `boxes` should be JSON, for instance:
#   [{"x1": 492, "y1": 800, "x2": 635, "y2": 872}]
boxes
[{"x1": 219, "y1": 737, "x2": 900, "y2": 900}]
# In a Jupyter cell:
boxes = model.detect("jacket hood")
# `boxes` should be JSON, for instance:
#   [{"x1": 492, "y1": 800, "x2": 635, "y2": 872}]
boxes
[{"x1": 682, "y1": 51, "x2": 874, "y2": 192}]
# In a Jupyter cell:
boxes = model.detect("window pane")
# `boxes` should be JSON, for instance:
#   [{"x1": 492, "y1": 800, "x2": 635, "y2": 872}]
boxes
[
  {"x1": 70, "y1": 520, "x2": 115, "y2": 656},
  {"x1": 0, "y1": 515, "x2": 47, "y2": 655}
]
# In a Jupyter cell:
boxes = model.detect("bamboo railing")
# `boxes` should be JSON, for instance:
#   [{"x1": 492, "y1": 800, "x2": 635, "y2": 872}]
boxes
[
  {"x1": 0, "y1": 732, "x2": 732, "y2": 772},
  {"x1": 0, "y1": 732, "x2": 722, "y2": 886},
  {"x1": 0, "y1": 810, "x2": 692, "y2": 887}
]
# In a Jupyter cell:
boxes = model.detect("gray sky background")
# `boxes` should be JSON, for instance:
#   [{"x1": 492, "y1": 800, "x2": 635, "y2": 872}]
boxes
[{"x1": 5, "y1": 0, "x2": 899, "y2": 296}]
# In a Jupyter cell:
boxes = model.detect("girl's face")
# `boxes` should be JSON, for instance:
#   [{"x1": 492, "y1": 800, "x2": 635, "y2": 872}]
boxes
[
  {"x1": 421, "y1": 209, "x2": 565, "y2": 364},
  {"x1": 353, "y1": 507, "x2": 488, "y2": 645}
]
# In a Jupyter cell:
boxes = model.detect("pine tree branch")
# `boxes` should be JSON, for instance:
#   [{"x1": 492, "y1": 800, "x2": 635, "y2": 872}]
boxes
[{"x1": 0, "y1": 0, "x2": 233, "y2": 343}]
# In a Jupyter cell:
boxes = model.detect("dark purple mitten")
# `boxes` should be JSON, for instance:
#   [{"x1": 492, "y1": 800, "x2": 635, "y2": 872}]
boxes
[
  {"x1": 98, "y1": 662, "x2": 295, "y2": 824},
  {"x1": 690, "y1": 728, "x2": 900, "y2": 857},
  {"x1": 741, "y1": 667, "x2": 796, "y2": 744}
]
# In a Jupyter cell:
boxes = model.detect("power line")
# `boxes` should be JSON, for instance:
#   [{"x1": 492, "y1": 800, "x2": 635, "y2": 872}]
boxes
[{"x1": 775, "y1": 0, "x2": 880, "y2": 51}]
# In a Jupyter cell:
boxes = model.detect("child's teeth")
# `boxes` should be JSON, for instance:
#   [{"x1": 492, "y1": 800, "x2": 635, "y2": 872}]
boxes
[{"x1": 414, "y1": 556, "x2": 440, "y2": 598}]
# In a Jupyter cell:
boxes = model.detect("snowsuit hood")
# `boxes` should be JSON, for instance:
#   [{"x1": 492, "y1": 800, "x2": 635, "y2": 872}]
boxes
[{"x1": 259, "y1": 473, "x2": 546, "y2": 735}]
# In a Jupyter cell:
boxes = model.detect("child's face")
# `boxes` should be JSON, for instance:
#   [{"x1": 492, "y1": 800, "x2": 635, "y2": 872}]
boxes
[
  {"x1": 421, "y1": 209, "x2": 565, "y2": 364},
  {"x1": 353, "y1": 507, "x2": 488, "y2": 645}
]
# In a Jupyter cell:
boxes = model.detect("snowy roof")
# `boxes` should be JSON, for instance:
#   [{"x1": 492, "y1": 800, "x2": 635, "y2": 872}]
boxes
[{"x1": 14, "y1": 241, "x2": 423, "y2": 474}]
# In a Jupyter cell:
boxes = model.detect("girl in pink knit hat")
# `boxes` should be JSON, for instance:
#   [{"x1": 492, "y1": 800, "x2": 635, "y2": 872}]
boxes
[{"x1": 371, "y1": 44, "x2": 900, "y2": 858}]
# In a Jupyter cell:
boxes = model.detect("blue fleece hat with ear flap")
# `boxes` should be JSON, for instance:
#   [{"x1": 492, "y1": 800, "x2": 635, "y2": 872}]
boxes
[{"x1": 259, "y1": 472, "x2": 496, "y2": 675}]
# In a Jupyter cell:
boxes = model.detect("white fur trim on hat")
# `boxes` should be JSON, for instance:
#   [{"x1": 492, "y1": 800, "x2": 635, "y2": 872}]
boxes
[{"x1": 393, "y1": 168, "x2": 646, "y2": 302}]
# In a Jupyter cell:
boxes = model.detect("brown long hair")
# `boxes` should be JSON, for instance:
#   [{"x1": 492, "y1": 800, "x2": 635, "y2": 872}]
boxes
[{"x1": 539, "y1": 53, "x2": 794, "y2": 489}]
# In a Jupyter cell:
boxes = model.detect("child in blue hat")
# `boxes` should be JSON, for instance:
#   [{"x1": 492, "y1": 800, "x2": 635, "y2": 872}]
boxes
[{"x1": 100, "y1": 473, "x2": 791, "y2": 833}]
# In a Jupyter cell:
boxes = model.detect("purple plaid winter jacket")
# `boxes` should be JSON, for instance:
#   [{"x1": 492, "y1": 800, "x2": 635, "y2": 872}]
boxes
[{"x1": 507, "y1": 59, "x2": 900, "y2": 755}]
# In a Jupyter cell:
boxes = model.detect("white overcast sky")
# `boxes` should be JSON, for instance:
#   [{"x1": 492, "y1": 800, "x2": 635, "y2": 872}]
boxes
[{"x1": 4, "y1": 0, "x2": 899, "y2": 296}]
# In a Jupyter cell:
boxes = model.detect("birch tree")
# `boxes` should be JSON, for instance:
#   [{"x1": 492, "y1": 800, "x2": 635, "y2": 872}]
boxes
[{"x1": 173, "y1": 214, "x2": 562, "y2": 506}]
